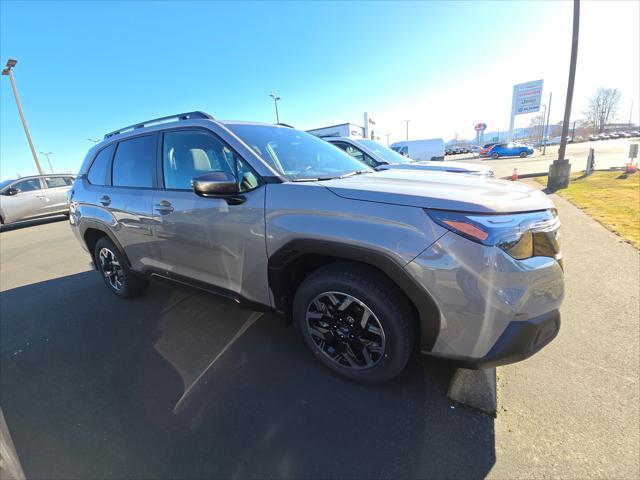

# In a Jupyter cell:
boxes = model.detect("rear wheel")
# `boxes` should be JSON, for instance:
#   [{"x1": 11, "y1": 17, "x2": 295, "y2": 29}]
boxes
[
  {"x1": 94, "y1": 237, "x2": 148, "y2": 298},
  {"x1": 293, "y1": 262, "x2": 414, "y2": 383},
  {"x1": 519, "y1": 151, "x2": 528, "y2": 158},
  {"x1": 491, "y1": 152, "x2": 500, "y2": 159}
]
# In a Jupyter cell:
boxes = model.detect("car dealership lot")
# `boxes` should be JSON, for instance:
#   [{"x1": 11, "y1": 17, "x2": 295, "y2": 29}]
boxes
[
  {"x1": 453, "y1": 138, "x2": 637, "y2": 178},
  {"x1": 1, "y1": 198, "x2": 638, "y2": 478}
]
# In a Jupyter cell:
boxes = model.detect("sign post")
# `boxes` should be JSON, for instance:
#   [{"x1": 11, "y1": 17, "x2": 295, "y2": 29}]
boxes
[
  {"x1": 507, "y1": 79, "x2": 544, "y2": 142},
  {"x1": 474, "y1": 123, "x2": 487, "y2": 146}
]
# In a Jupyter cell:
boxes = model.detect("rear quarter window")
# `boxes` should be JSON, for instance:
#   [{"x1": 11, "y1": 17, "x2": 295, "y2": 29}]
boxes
[{"x1": 88, "y1": 144, "x2": 115, "y2": 185}]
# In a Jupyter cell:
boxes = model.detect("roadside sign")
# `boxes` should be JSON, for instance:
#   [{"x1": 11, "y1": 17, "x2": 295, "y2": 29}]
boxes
[
  {"x1": 629, "y1": 144, "x2": 638, "y2": 159},
  {"x1": 513, "y1": 79, "x2": 544, "y2": 115},
  {"x1": 474, "y1": 123, "x2": 487, "y2": 132},
  {"x1": 492, "y1": 136, "x2": 498, "y2": 142}
]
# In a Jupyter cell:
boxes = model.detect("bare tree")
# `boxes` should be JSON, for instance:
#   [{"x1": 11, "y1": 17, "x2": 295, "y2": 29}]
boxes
[{"x1": 582, "y1": 88, "x2": 622, "y2": 133}]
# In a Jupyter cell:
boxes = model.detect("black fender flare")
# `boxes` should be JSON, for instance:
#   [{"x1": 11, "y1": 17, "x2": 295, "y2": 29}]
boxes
[
  {"x1": 78, "y1": 219, "x2": 133, "y2": 268},
  {"x1": 268, "y1": 239, "x2": 440, "y2": 351}
]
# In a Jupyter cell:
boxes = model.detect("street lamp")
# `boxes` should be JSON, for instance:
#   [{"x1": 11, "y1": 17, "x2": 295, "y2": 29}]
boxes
[
  {"x1": 548, "y1": 0, "x2": 580, "y2": 191},
  {"x1": 2, "y1": 58, "x2": 45, "y2": 175},
  {"x1": 269, "y1": 93, "x2": 281, "y2": 124},
  {"x1": 39, "y1": 151, "x2": 54, "y2": 173},
  {"x1": 405, "y1": 120, "x2": 410, "y2": 141}
]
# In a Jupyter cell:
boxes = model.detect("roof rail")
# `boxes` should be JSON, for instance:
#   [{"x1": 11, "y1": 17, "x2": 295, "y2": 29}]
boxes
[{"x1": 104, "y1": 111, "x2": 214, "y2": 139}]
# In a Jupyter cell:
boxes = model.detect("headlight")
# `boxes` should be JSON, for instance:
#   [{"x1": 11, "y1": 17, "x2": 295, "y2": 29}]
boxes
[{"x1": 425, "y1": 208, "x2": 561, "y2": 261}]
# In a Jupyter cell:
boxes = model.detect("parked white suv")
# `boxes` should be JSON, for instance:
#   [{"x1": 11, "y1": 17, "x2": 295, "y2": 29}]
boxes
[{"x1": 0, "y1": 174, "x2": 74, "y2": 228}]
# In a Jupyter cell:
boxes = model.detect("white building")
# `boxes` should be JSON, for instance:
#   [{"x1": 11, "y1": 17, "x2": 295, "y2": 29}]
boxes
[{"x1": 307, "y1": 112, "x2": 384, "y2": 142}]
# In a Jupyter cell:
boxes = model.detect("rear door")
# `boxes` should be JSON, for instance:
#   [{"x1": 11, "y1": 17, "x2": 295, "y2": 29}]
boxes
[
  {"x1": 104, "y1": 134, "x2": 160, "y2": 271},
  {"x1": 151, "y1": 128, "x2": 268, "y2": 304},
  {"x1": 42, "y1": 176, "x2": 72, "y2": 214}
]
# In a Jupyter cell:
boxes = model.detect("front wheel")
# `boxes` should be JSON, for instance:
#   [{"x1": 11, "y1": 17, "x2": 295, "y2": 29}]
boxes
[
  {"x1": 293, "y1": 262, "x2": 414, "y2": 383},
  {"x1": 519, "y1": 151, "x2": 528, "y2": 158}
]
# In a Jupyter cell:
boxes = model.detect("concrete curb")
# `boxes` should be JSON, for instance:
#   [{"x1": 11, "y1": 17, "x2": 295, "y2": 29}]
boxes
[
  {"x1": 0, "y1": 408, "x2": 26, "y2": 480},
  {"x1": 447, "y1": 368, "x2": 497, "y2": 416}
]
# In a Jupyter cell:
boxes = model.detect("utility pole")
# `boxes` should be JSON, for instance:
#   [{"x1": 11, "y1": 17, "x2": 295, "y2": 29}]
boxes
[
  {"x1": 571, "y1": 120, "x2": 576, "y2": 141},
  {"x1": 269, "y1": 93, "x2": 281, "y2": 124},
  {"x1": 548, "y1": 0, "x2": 579, "y2": 190},
  {"x1": 629, "y1": 100, "x2": 634, "y2": 130},
  {"x1": 39, "y1": 151, "x2": 54, "y2": 173},
  {"x1": 543, "y1": 92, "x2": 552, "y2": 155},
  {"x1": 405, "y1": 120, "x2": 410, "y2": 141},
  {"x1": 2, "y1": 58, "x2": 45, "y2": 175},
  {"x1": 385, "y1": 133, "x2": 390, "y2": 146}
]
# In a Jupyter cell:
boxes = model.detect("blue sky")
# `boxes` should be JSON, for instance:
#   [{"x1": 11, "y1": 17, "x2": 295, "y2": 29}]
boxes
[{"x1": 1, "y1": 0, "x2": 638, "y2": 178}]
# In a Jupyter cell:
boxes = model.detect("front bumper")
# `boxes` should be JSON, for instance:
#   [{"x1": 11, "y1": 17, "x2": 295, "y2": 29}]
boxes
[
  {"x1": 436, "y1": 309, "x2": 560, "y2": 369},
  {"x1": 405, "y1": 231, "x2": 564, "y2": 367}
]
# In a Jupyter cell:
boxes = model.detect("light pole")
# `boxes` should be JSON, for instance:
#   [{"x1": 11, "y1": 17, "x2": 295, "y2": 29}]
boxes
[
  {"x1": 629, "y1": 100, "x2": 634, "y2": 130},
  {"x1": 405, "y1": 120, "x2": 410, "y2": 141},
  {"x1": 39, "y1": 151, "x2": 54, "y2": 173},
  {"x1": 269, "y1": 93, "x2": 281, "y2": 124},
  {"x1": 542, "y1": 92, "x2": 553, "y2": 155},
  {"x1": 385, "y1": 133, "x2": 390, "y2": 146},
  {"x1": 2, "y1": 58, "x2": 45, "y2": 175},
  {"x1": 87, "y1": 138, "x2": 100, "y2": 144},
  {"x1": 548, "y1": 0, "x2": 579, "y2": 191}
]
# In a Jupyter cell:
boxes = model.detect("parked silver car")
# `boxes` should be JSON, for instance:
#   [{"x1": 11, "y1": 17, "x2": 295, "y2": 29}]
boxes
[
  {"x1": 0, "y1": 174, "x2": 74, "y2": 228},
  {"x1": 69, "y1": 111, "x2": 563, "y2": 382},
  {"x1": 324, "y1": 137, "x2": 494, "y2": 176}
]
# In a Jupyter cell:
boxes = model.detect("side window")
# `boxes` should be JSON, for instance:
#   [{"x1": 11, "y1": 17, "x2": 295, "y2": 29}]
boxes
[
  {"x1": 112, "y1": 135, "x2": 157, "y2": 188},
  {"x1": 162, "y1": 130, "x2": 234, "y2": 190},
  {"x1": 88, "y1": 144, "x2": 115, "y2": 186},
  {"x1": 45, "y1": 177, "x2": 67, "y2": 188},
  {"x1": 334, "y1": 142, "x2": 368, "y2": 164},
  {"x1": 64, "y1": 177, "x2": 75, "y2": 185},
  {"x1": 12, "y1": 178, "x2": 42, "y2": 192}
]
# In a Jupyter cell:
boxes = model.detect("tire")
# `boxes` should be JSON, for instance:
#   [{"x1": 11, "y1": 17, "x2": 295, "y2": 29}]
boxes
[
  {"x1": 519, "y1": 151, "x2": 528, "y2": 158},
  {"x1": 94, "y1": 237, "x2": 149, "y2": 298},
  {"x1": 491, "y1": 152, "x2": 499, "y2": 159},
  {"x1": 293, "y1": 262, "x2": 414, "y2": 383}
]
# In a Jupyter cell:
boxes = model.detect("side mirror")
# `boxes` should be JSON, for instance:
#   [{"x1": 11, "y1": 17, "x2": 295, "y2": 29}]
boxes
[
  {"x1": 6, "y1": 187, "x2": 20, "y2": 196},
  {"x1": 192, "y1": 172, "x2": 239, "y2": 197}
]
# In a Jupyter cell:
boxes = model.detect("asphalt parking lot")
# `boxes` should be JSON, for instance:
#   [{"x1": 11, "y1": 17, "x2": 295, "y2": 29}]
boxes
[
  {"x1": 1, "y1": 191, "x2": 638, "y2": 479},
  {"x1": 0, "y1": 218, "x2": 494, "y2": 479}
]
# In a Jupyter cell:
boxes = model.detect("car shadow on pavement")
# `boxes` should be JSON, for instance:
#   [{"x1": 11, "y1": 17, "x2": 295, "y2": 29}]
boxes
[
  {"x1": 0, "y1": 271, "x2": 496, "y2": 480},
  {"x1": 0, "y1": 215, "x2": 68, "y2": 232}
]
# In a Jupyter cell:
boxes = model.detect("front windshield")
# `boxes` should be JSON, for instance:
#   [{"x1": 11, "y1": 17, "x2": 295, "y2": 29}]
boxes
[
  {"x1": 356, "y1": 139, "x2": 413, "y2": 164},
  {"x1": 227, "y1": 124, "x2": 372, "y2": 180}
]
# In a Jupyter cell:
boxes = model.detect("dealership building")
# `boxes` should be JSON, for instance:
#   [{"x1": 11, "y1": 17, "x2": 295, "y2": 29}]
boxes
[{"x1": 307, "y1": 112, "x2": 384, "y2": 143}]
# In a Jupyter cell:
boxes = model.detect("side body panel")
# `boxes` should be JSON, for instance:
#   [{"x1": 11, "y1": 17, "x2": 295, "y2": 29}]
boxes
[
  {"x1": 151, "y1": 186, "x2": 269, "y2": 305},
  {"x1": 264, "y1": 182, "x2": 447, "y2": 265}
]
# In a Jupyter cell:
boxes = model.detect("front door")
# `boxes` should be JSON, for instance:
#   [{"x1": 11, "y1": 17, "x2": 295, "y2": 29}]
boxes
[
  {"x1": 1, "y1": 177, "x2": 48, "y2": 223},
  {"x1": 152, "y1": 128, "x2": 268, "y2": 305}
]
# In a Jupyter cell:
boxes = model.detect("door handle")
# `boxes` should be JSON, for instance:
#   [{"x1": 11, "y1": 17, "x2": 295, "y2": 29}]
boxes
[
  {"x1": 99, "y1": 195, "x2": 111, "y2": 206},
  {"x1": 154, "y1": 200, "x2": 174, "y2": 214}
]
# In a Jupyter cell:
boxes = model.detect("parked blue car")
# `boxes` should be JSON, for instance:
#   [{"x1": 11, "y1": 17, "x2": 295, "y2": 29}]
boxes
[{"x1": 487, "y1": 143, "x2": 534, "y2": 158}]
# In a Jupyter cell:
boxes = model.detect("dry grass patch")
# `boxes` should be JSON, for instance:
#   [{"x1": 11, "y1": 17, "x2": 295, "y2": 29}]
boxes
[{"x1": 537, "y1": 171, "x2": 640, "y2": 248}]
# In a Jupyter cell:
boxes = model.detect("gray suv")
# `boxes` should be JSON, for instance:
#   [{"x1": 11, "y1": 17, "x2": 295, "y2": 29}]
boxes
[{"x1": 69, "y1": 111, "x2": 564, "y2": 382}]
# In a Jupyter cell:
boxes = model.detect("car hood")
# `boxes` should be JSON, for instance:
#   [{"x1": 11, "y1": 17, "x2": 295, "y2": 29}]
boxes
[
  {"x1": 321, "y1": 169, "x2": 554, "y2": 213},
  {"x1": 383, "y1": 160, "x2": 492, "y2": 174}
]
